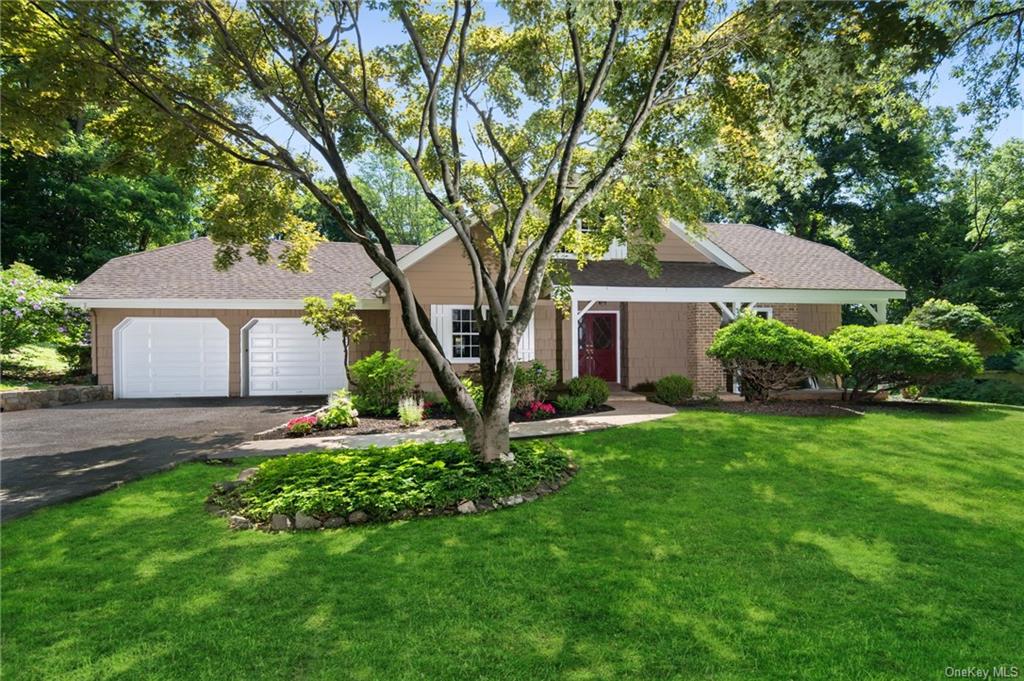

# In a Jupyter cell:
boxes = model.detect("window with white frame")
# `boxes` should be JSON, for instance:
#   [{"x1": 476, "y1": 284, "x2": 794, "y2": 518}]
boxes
[
  {"x1": 451, "y1": 307, "x2": 480, "y2": 360},
  {"x1": 430, "y1": 304, "x2": 535, "y2": 363}
]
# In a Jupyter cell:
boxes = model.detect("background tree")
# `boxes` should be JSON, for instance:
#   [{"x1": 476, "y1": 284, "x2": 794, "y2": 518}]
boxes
[
  {"x1": 1, "y1": 128, "x2": 199, "y2": 280},
  {"x1": 15, "y1": 0, "x2": 990, "y2": 460}
]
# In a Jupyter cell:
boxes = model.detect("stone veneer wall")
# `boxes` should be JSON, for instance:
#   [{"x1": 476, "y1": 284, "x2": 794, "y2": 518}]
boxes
[{"x1": 1, "y1": 384, "x2": 113, "y2": 412}]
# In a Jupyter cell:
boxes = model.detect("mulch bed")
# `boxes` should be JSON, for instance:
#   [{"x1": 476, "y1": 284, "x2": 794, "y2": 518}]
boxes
[
  {"x1": 266, "y1": 403, "x2": 617, "y2": 440},
  {"x1": 301, "y1": 415, "x2": 459, "y2": 438},
  {"x1": 681, "y1": 398, "x2": 977, "y2": 418}
]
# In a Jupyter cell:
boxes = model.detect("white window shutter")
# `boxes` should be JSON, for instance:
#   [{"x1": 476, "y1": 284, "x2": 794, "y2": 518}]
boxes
[
  {"x1": 430, "y1": 304, "x2": 453, "y2": 359},
  {"x1": 516, "y1": 314, "x2": 535, "y2": 361}
]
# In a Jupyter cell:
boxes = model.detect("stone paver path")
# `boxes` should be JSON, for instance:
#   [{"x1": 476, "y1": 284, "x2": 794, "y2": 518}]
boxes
[{"x1": 217, "y1": 396, "x2": 676, "y2": 459}]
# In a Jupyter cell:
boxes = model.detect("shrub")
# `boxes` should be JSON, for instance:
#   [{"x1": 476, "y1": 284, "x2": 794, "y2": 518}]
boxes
[
  {"x1": 348, "y1": 350, "x2": 415, "y2": 416},
  {"x1": 1, "y1": 262, "x2": 89, "y2": 360},
  {"x1": 318, "y1": 390, "x2": 359, "y2": 429},
  {"x1": 398, "y1": 397, "x2": 425, "y2": 427},
  {"x1": 286, "y1": 416, "x2": 318, "y2": 436},
  {"x1": 567, "y1": 374, "x2": 610, "y2": 408},
  {"x1": 422, "y1": 392, "x2": 453, "y2": 418},
  {"x1": 512, "y1": 361, "x2": 556, "y2": 407},
  {"x1": 522, "y1": 401, "x2": 556, "y2": 420},
  {"x1": 554, "y1": 393, "x2": 589, "y2": 415},
  {"x1": 904, "y1": 299, "x2": 1010, "y2": 357},
  {"x1": 984, "y1": 348, "x2": 1023, "y2": 373},
  {"x1": 239, "y1": 440, "x2": 572, "y2": 520},
  {"x1": 707, "y1": 314, "x2": 849, "y2": 402},
  {"x1": 461, "y1": 377, "x2": 484, "y2": 410},
  {"x1": 654, "y1": 374, "x2": 694, "y2": 405},
  {"x1": 830, "y1": 324, "x2": 983, "y2": 401},
  {"x1": 929, "y1": 378, "x2": 1024, "y2": 406}
]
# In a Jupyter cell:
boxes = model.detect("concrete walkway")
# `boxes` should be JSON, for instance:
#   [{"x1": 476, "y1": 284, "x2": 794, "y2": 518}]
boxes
[{"x1": 217, "y1": 396, "x2": 676, "y2": 459}]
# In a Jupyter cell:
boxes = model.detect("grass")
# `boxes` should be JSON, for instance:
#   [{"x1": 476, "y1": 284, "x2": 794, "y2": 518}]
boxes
[
  {"x1": 4, "y1": 406, "x2": 1023, "y2": 680},
  {"x1": 1, "y1": 343, "x2": 76, "y2": 390}
]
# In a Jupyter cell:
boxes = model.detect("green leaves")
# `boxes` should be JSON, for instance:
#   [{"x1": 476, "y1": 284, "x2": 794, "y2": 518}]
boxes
[
  {"x1": 830, "y1": 323, "x2": 984, "y2": 396},
  {"x1": 238, "y1": 440, "x2": 571, "y2": 520}
]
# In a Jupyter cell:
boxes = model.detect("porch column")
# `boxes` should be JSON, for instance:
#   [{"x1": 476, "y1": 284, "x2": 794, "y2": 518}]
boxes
[{"x1": 570, "y1": 296, "x2": 579, "y2": 379}]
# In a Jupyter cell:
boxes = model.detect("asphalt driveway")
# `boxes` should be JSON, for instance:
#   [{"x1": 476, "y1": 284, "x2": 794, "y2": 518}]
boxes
[{"x1": 1, "y1": 397, "x2": 319, "y2": 521}]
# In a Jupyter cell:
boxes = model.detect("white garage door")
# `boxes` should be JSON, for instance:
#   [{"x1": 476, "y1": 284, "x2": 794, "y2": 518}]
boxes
[
  {"x1": 246, "y1": 318, "x2": 346, "y2": 396},
  {"x1": 115, "y1": 318, "x2": 229, "y2": 398}
]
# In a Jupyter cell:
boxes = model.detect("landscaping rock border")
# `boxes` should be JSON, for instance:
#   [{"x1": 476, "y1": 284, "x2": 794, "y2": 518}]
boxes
[
  {"x1": 206, "y1": 462, "x2": 578, "y2": 532},
  {"x1": 0, "y1": 384, "x2": 112, "y2": 412}
]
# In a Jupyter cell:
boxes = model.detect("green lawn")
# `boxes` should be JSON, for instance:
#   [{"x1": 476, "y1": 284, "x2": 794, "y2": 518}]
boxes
[
  {"x1": 1, "y1": 343, "x2": 75, "y2": 390},
  {"x1": 4, "y1": 406, "x2": 1023, "y2": 680}
]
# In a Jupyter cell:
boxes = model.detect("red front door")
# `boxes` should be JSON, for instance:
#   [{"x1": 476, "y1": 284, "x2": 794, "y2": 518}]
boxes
[{"x1": 579, "y1": 312, "x2": 618, "y2": 382}]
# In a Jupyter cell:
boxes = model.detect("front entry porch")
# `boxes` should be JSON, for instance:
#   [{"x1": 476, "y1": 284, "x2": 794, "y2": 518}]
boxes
[{"x1": 561, "y1": 286, "x2": 904, "y2": 393}]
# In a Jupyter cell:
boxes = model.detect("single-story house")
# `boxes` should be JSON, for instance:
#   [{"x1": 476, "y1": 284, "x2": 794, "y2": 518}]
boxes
[{"x1": 66, "y1": 220, "x2": 904, "y2": 399}]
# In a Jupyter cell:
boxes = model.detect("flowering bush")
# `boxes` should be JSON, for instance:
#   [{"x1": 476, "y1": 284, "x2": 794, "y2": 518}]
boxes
[
  {"x1": 523, "y1": 401, "x2": 556, "y2": 421},
  {"x1": 1, "y1": 263, "x2": 89, "y2": 365},
  {"x1": 286, "y1": 416, "x2": 318, "y2": 436},
  {"x1": 318, "y1": 390, "x2": 359, "y2": 429}
]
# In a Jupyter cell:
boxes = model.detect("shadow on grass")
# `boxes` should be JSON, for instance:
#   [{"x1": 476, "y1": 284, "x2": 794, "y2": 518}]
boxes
[{"x1": 2, "y1": 406, "x2": 1022, "y2": 680}]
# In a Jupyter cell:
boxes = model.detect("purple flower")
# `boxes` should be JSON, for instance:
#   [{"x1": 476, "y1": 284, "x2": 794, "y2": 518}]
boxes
[
  {"x1": 14, "y1": 310, "x2": 23, "y2": 318},
  {"x1": 16, "y1": 295, "x2": 25, "y2": 303},
  {"x1": 32, "y1": 303, "x2": 41, "y2": 311},
  {"x1": 58, "y1": 325, "x2": 67, "y2": 333}
]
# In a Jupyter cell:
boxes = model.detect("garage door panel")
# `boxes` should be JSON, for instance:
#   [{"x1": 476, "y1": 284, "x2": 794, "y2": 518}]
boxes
[
  {"x1": 246, "y1": 318, "x2": 346, "y2": 396},
  {"x1": 116, "y1": 318, "x2": 229, "y2": 398}
]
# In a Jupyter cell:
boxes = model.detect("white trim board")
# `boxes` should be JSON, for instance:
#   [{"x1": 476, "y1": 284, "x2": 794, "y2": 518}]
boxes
[
  {"x1": 666, "y1": 219, "x2": 750, "y2": 273},
  {"x1": 65, "y1": 297, "x2": 388, "y2": 311},
  {"x1": 369, "y1": 227, "x2": 458, "y2": 289},
  {"x1": 570, "y1": 285, "x2": 905, "y2": 305}
]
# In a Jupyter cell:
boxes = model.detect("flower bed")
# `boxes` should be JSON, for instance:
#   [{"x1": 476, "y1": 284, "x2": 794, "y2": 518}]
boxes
[{"x1": 206, "y1": 440, "x2": 576, "y2": 531}]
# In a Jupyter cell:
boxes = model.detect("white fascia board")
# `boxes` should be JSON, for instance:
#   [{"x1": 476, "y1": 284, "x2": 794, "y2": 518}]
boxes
[
  {"x1": 64, "y1": 297, "x2": 389, "y2": 310},
  {"x1": 569, "y1": 285, "x2": 905, "y2": 305},
  {"x1": 368, "y1": 227, "x2": 459, "y2": 289},
  {"x1": 666, "y1": 219, "x2": 751, "y2": 273}
]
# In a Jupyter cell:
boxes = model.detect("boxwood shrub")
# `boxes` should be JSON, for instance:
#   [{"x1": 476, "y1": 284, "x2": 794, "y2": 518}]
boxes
[
  {"x1": 654, "y1": 374, "x2": 694, "y2": 405},
  {"x1": 830, "y1": 324, "x2": 983, "y2": 401},
  {"x1": 566, "y1": 375, "x2": 611, "y2": 408},
  {"x1": 239, "y1": 440, "x2": 571, "y2": 521},
  {"x1": 707, "y1": 314, "x2": 849, "y2": 401}
]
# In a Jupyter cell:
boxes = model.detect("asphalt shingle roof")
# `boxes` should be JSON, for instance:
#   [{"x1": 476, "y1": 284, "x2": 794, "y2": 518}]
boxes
[
  {"x1": 66, "y1": 238, "x2": 416, "y2": 301},
  {"x1": 569, "y1": 223, "x2": 903, "y2": 291}
]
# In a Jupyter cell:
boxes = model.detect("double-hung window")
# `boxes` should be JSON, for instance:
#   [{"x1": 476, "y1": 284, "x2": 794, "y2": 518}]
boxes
[
  {"x1": 451, "y1": 307, "x2": 480, "y2": 360},
  {"x1": 430, "y1": 304, "x2": 535, "y2": 363}
]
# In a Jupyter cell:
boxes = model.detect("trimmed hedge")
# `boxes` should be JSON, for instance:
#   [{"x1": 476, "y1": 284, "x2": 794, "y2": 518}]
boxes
[
  {"x1": 707, "y1": 314, "x2": 849, "y2": 401},
  {"x1": 830, "y1": 324, "x2": 983, "y2": 400},
  {"x1": 238, "y1": 440, "x2": 571, "y2": 520},
  {"x1": 567, "y1": 374, "x2": 611, "y2": 408},
  {"x1": 654, "y1": 374, "x2": 693, "y2": 405}
]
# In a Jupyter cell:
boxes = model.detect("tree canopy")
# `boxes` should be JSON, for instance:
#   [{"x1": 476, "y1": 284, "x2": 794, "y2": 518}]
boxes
[{"x1": 5, "y1": 0, "x2": 1021, "y2": 458}]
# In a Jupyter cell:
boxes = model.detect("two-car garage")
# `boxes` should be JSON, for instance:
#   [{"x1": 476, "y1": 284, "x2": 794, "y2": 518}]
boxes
[{"x1": 113, "y1": 316, "x2": 346, "y2": 399}]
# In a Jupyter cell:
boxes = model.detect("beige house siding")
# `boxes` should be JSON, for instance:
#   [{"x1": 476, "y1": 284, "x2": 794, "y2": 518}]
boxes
[
  {"x1": 654, "y1": 224, "x2": 713, "y2": 262},
  {"x1": 387, "y1": 236, "x2": 558, "y2": 392},
  {"x1": 92, "y1": 307, "x2": 386, "y2": 396},
  {"x1": 796, "y1": 304, "x2": 842, "y2": 336}
]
